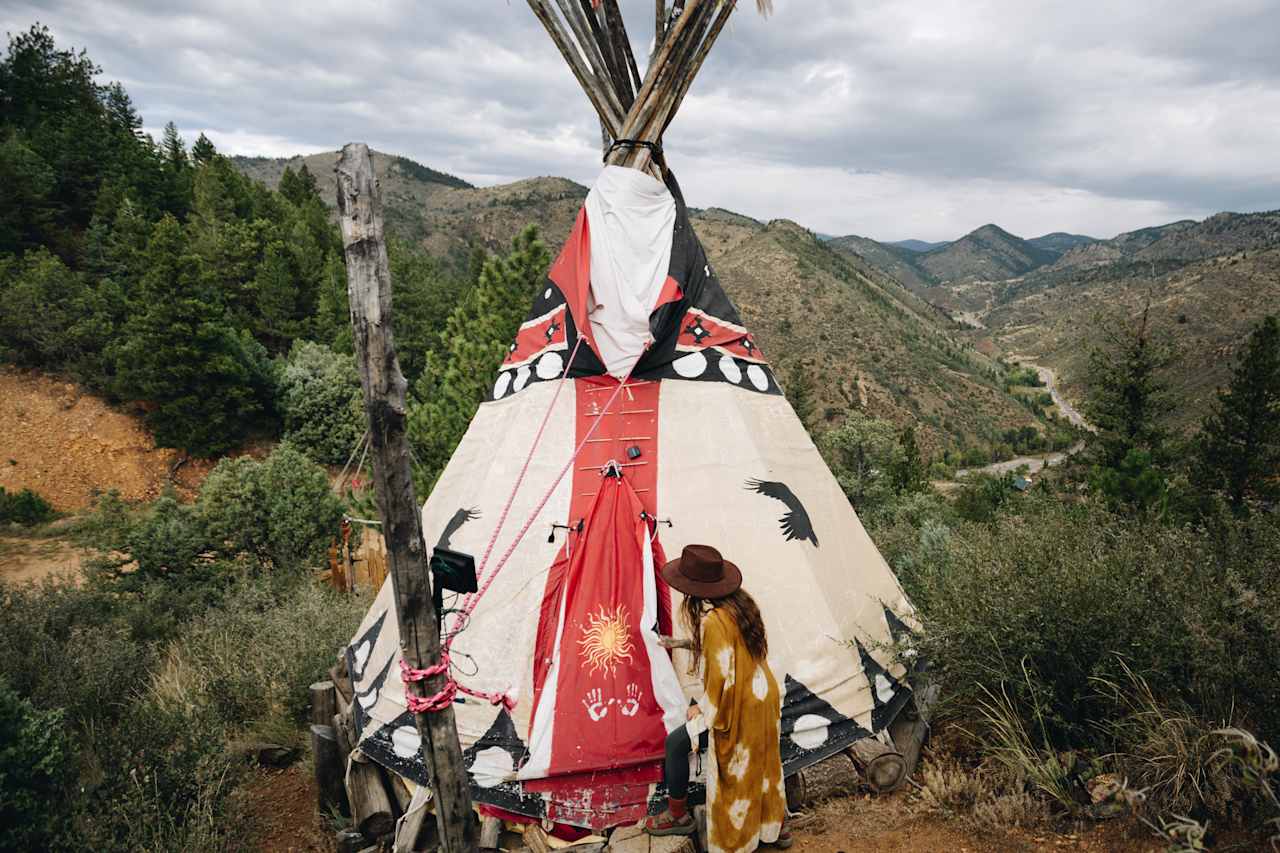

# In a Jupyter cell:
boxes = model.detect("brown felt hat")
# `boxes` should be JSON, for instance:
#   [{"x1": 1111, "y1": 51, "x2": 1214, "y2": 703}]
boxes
[{"x1": 660, "y1": 544, "x2": 742, "y2": 599}]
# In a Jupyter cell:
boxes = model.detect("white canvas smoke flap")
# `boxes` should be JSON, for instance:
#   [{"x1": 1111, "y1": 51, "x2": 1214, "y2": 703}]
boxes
[{"x1": 344, "y1": 167, "x2": 919, "y2": 830}]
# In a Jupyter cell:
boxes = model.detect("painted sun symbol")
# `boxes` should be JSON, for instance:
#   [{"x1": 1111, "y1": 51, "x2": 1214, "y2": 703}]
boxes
[{"x1": 577, "y1": 605, "x2": 636, "y2": 675}]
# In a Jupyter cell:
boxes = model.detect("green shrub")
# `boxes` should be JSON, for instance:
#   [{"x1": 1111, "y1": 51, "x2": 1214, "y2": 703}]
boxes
[
  {"x1": 0, "y1": 676, "x2": 72, "y2": 853},
  {"x1": 954, "y1": 472, "x2": 1018, "y2": 522},
  {"x1": 0, "y1": 486, "x2": 55, "y2": 525},
  {"x1": 150, "y1": 580, "x2": 369, "y2": 745},
  {"x1": 198, "y1": 444, "x2": 345, "y2": 572},
  {"x1": 900, "y1": 497, "x2": 1280, "y2": 751},
  {"x1": 275, "y1": 341, "x2": 364, "y2": 465}
]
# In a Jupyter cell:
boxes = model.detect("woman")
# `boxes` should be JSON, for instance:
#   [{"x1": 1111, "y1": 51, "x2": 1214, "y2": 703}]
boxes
[{"x1": 644, "y1": 544, "x2": 790, "y2": 851}]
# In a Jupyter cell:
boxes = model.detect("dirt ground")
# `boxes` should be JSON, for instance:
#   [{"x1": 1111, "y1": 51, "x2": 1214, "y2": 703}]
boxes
[
  {"x1": 242, "y1": 765, "x2": 335, "y2": 853},
  {"x1": 245, "y1": 767, "x2": 1169, "y2": 853},
  {"x1": 0, "y1": 366, "x2": 215, "y2": 512},
  {"x1": 0, "y1": 533, "x2": 87, "y2": 584},
  {"x1": 790, "y1": 795, "x2": 1163, "y2": 853}
]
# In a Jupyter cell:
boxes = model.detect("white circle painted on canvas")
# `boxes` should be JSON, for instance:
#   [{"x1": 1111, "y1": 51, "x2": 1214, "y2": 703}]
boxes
[
  {"x1": 513, "y1": 364, "x2": 531, "y2": 392},
  {"x1": 790, "y1": 714, "x2": 831, "y2": 750},
  {"x1": 543, "y1": 288, "x2": 552, "y2": 300},
  {"x1": 672, "y1": 351, "x2": 708, "y2": 378},
  {"x1": 875, "y1": 673, "x2": 896, "y2": 704},
  {"x1": 391, "y1": 725, "x2": 422, "y2": 758},
  {"x1": 470, "y1": 746, "x2": 515, "y2": 788},
  {"x1": 493, "y1": 371, "x2": 512, "y2": 400},
  {"x1": 746, "y1": 364, "x2": 770, "y2": 392},
  {"x1": 536, "y1": 350, "x2": 564, "y2": 380},
  {"x1": 718, "y1": 355, "x2": 742, "y2": 384}
]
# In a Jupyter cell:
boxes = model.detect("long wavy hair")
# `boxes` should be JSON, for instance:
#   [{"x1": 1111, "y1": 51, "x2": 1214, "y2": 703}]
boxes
[{"x1": 682, "y1": 587, "x2": 768, "y2": 674}]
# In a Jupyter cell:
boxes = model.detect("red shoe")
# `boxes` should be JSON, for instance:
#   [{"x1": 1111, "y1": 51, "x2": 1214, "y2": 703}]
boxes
[
  {"x1": 642, "y1": 809, "x2": 697, "y2": 837},
  {"x1": 770, "y1": 829, "x2": 794, "y2": 849}
]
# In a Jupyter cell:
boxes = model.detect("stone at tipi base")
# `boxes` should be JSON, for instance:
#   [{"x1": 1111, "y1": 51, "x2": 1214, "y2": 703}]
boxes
[{"x1": 607, "y1": 822, "x2": 697, "y2": 853}]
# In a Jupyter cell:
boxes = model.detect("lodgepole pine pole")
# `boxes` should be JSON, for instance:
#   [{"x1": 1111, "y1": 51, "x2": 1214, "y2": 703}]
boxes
[{"x1": 336, "y1": 143, "x2": 477, "y2": 853}]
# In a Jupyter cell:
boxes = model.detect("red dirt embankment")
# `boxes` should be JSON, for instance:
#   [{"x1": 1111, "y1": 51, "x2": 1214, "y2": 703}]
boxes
[{"x1": 0, "y1": 367, "x2": 214, "y2": 511}]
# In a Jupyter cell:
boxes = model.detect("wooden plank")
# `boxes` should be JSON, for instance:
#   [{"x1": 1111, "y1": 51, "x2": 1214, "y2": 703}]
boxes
[
  {"x1": 479, "y1": 816, "x2": 502, "y2": 850},
  {"x1": 337, "y1": 142, "x2": 478, "y2": 853}
]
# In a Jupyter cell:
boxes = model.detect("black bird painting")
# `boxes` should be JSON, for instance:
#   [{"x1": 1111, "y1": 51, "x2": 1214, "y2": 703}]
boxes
[
  {"x1": 436, "y1": 507, "x2": 481, "y2": 550},
  {"x1": 744, "y1": 479, "x2": 819, "y2": 546}
]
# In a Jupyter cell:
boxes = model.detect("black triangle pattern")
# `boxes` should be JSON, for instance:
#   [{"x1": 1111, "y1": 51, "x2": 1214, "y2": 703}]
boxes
[
  {"x1": 854, "y1": 640, "x2": 913, "y2": 733},
  {"x1": 883, "y1": 606, "x2": 915, "y2": 646},
  {"x1": 462, "y1": 710, "x2": 545, "y2": 816},
  {"x1": 351, "y1": 655, "x2": 394, "y2": 735},
  {"x1": 359, "y1": 709, "x2": 549, "y2": 820},
  {"x1": 780, "y1": 675, "x2": 871, "y2": 775},
  {"x1": 346, "y1": 610, "x2": 387, "y2": 684}
]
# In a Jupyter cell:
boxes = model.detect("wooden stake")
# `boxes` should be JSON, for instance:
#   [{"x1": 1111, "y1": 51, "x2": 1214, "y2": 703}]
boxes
[
  {"x1": 662, "y1": 0, "x2": 737, "y2": 135},
  {"x1": 527, "y1": 0, "x2": 622, "y2": 134},
  {"x1": 336, "y1": 143, "x2": 478, "y2": 853},
  {"x1": 551, "y1": 0, "x2": 627, "y2": 121}
]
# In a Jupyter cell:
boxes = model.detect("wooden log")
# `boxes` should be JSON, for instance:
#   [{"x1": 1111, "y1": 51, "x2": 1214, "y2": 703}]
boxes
[
  {"x1": 333, "y1": 711, "x2": 355, "y2": 775},
  {"x1": 347, "y1": 758, "x2": 397, "y2": 839},
  {"x1": 311, "y1": 680, "x2": 338, "y2": 727},
  {"x1": 312, "y1": 724, "x2": 349, "y2": 818},
  {"x1": 783, "y1": 751, "x2": 858, "y2": 810},
  {"x1": 849, "y1": 739, "x2": 908, "y2": 793},
  {"x1": 331, "y1": 656, "x2": 354, "y2": 708},
  {"x1": 479, "y1": 816, "x2": 502, "y2": 850},
  {"x1": 337, "y1": 143, "x2": 477, "y2": 853},
  {"x1": 889, "y1": 683, "x2": 939, "y2": 783},
  {"x1": 522, "y1": 825, "x2": 552, "y2": 853}
]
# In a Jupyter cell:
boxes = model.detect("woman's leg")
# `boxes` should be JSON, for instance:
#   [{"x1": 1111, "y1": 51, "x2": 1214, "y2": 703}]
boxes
[
  {"x1": 645, "y1": 726, "x2": 696, "y2": 835},
  {"x1": 664, "y1": 725, "x2": 692, "y2": 800}
]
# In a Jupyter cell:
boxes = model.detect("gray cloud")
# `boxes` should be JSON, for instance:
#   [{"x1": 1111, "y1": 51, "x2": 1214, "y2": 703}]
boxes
[{"x1": 4, "y1": 0, "x2": 1278, "y2": 241}]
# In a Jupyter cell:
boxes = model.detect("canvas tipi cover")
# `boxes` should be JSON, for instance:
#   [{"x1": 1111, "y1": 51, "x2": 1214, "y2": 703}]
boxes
[{"x1": 343, "y1": 165, "x2": 918, "y2": 830}]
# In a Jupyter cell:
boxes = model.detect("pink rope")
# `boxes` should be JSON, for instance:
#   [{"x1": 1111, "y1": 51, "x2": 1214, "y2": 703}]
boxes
[
  {"x1": 446, "y1": 370, "x2": 634, "y2": 639},
  {"x1": 449, "y1": 336, "x2": 586, "y2": 636}
]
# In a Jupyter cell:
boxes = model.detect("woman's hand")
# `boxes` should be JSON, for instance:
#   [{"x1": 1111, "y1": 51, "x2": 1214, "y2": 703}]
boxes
[{"x1": 658, "y1": 635, "x2": 692, "y2": 650}]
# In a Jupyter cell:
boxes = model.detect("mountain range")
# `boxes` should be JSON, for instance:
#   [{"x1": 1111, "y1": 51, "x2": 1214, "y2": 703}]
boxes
[
  {"x1": 232, "y1": 151, "x2": 1280, "y2": 444},
  {"x1": 233, "y1": 151, "x2": 1049, "y2": 455}
]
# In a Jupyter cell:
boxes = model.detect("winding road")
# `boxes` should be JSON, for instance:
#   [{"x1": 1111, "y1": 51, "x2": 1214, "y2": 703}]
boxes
[{"x1": 956, "y1": 362, "x2": 1093, "y2": 478}]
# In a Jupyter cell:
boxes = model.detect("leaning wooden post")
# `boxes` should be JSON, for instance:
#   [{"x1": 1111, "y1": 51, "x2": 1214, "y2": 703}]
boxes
[{"x1": 336, "y1": 142, "x2": 478, "y2": 853}]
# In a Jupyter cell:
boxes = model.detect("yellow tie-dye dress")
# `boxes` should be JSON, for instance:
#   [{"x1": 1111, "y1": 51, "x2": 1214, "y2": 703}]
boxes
[{"x1": 693, "y1": 607, "x2": 786, "y2": 853}]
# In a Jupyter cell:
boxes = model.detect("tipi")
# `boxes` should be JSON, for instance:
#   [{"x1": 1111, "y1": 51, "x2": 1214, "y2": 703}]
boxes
[{"x1": 343, "y1": 0, "x2": 918, "y2": 832}]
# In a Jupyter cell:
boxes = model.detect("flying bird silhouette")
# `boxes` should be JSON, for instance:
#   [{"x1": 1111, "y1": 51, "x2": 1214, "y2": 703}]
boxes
[
  {"x1": 744, "y1": 479, "x2": 819, "y2": 546},
  {"x1": 436, "y1": 507, "x2": 481, "y2": 550}
]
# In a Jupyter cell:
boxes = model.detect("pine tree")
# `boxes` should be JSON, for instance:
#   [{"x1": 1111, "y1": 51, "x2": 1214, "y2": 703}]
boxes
[
  {"x1": 784, "y1": 364, "x2": 816, "y2": 428},
  {"x1": 1194, "y1": 315, "x2": 1280, "y2": 510},
  {"x1": 109, "y1": 215, "x2": 270, "y2": 456},
  {"x1": 1085, "y1": 300, "x2": 1176, "y2": 469},
  {"x1": 407, "y1": 227, "x2": 548, "y2": 493},
  {"x1": 891, "y1": 424, "x2": 930, "y2": 495},
  {"x1": 190, "y1": 132, "x2": 217, "y2": 165}
]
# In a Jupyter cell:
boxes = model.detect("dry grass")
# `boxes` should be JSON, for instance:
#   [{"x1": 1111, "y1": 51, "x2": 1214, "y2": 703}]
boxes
[{"x1": 917, "y1": 759, "x2": 1049, "y2": 832}]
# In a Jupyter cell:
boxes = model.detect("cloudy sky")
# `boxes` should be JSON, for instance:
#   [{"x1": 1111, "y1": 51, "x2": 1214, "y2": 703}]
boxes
[{"x1": 6, "y1": 0, "x2": 1279, "y2": 241}]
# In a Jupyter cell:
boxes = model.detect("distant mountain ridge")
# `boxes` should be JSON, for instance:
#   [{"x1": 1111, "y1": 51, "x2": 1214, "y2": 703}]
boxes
[
  {"x1": 889, "y1": 239, "x2": 950, "y2": 253},
  {"x1": 231, "y1": 150, "x2": 1048, "y2": 453}
]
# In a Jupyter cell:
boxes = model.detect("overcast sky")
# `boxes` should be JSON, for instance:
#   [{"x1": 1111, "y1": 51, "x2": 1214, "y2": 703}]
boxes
[{"x1": 6, "y1": 1, "x2": 1279, "y2": 241}]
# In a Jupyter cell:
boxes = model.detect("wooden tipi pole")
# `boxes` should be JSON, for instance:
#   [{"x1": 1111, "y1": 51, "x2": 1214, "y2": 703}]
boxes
[{"x1": 335, "y1": 142, "x2": 477, "y2": 853}]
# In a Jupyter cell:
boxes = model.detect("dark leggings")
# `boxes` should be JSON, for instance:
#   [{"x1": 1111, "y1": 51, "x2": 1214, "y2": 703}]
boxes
[{"x1": 663, "y1": 724, "x2": 708, "y2": 799}]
